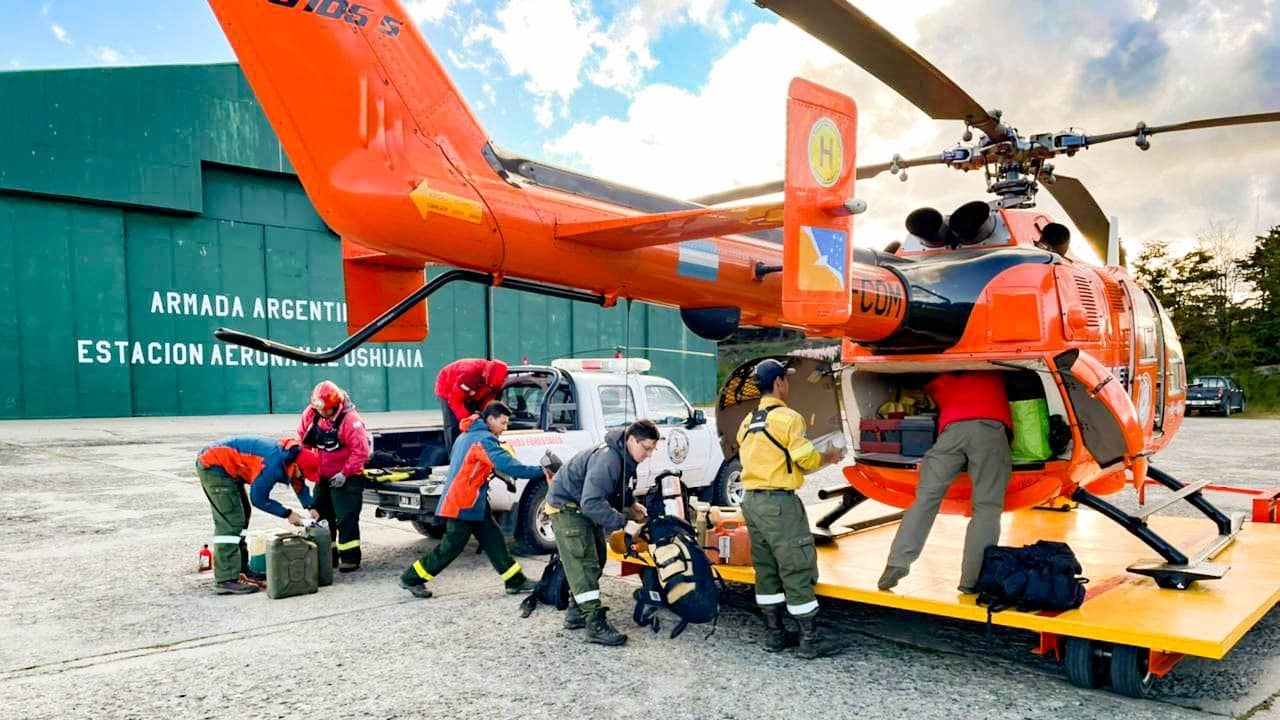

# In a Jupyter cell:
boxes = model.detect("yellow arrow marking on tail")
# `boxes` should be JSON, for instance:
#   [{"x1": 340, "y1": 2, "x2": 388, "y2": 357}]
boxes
[{"x1": 409, "y1": 179, "x2": 484, "y2": 224}]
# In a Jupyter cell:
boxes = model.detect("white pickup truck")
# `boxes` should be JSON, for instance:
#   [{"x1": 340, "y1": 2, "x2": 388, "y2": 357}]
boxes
[{"x1": 364, "y1": 358, "x2": 738, "y2": 553}]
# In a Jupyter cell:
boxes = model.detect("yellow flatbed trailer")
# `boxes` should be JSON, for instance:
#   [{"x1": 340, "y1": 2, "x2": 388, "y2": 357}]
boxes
[{"x1": 613, "y1": 488, "x2": 1280, "y2": 698}]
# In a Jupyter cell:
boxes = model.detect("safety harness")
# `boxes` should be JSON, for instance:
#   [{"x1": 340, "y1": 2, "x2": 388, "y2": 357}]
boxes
[
  {"x1": 745, "y1": 405, "x2": 793, "y2": 473},
  {"x1": 303, "y1": 408, "x2": 349, "y2": 452}
]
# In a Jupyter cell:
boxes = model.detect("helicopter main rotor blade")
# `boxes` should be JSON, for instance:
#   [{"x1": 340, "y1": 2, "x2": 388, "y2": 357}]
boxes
[
  {"x1": 756, "y1": 0, "x2": 1006, "y2": 141},
  {"x1": 1084, "y1": 111, "x2": 1280, "y2": 146},
  {"x1": 690, "y1": 154, "x2": 952, "y2": 205},
  {"x1": 1043, "y1": 175, "x2": 1110, "y2": 264}
]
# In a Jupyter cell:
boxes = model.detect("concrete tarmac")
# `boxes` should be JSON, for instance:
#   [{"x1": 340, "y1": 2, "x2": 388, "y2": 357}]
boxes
[{"x1": 0, "y1": 413, "x2": 1277, "y2": 719}]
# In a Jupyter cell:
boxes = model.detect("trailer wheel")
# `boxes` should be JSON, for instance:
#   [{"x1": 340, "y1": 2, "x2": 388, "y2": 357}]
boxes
[
  {"x1": 411, "y1": 520, "x2": 446, "y2": 539},
  {"x1": 517, "y1": 477, "x2": 557, "y2": 555},
  {"x1": 1063, "y1": 637, "x2": 1107, "y2": 689},
  {"x1": 712, "y1": 458, "x2": 744, "y2": 507},
  {"x1": 1110, "y1": 645, "x2": 1154, "y2": 698}
]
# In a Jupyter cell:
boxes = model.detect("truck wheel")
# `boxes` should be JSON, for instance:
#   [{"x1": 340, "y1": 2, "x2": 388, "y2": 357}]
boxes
[
  {"x1": 517, "y1": 477, "x2": 557, "y2": 555},
  {"x1": 1063, "y1": 637, "x2": 1106, "y2": 689},
  {"x1": 1109, "y1": 644, "x2": 1154, "y2": 698},
  {"x1": 411, "y1": 520, "x2": 446, "y2": 539},
  {"x1": 712, "y1": 458, "x2": 744, "y2": 507}
]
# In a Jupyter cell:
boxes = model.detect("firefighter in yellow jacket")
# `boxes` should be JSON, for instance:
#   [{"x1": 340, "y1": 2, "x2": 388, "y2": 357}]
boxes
[
  {"x1": 399, "y1": 401, "x2": 551, "y2": 598},
  {"x1": 736, "y1": 359, "x2": 845, "y2": 658}
]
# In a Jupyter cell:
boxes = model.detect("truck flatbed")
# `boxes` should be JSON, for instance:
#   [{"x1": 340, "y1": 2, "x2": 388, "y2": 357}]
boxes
[{"x1": 614, "y1": 496, "x2": 1280, "y2": 697}]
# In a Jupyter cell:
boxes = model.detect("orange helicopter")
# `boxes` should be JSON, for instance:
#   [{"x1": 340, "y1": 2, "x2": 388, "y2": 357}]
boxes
[{"x1": 206, "y1": 0, "x2": 1280, "y2": 588}]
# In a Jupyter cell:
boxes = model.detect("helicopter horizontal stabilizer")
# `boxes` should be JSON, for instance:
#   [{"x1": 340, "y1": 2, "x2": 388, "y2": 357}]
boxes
[{"x1": 555, "y1": 201, "x2": 783, "y2": 250}]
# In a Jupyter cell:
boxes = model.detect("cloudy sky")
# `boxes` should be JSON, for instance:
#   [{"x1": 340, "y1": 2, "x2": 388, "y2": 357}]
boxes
[{"x1": 5, "y1": 0, "x2": 1279, "y2": 258}]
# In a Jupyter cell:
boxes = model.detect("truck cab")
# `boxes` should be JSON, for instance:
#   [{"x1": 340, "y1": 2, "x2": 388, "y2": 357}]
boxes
[{"x1": 364, "y1": 358, "x2": 727, "y2": 553}]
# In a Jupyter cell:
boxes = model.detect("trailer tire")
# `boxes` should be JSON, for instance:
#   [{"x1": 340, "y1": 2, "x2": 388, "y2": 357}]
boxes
[
  {"x1": 712, "y1": 458, "x2": 744, "y2": 507},
  {"x1": 1110, "y1": 644, "x2": 1154, "y2": 698},
  {"x1": 517, "y1": 477, "x2": 557, "y2": 555},
  {"x1": 411, "y1": 520, "x2": 446, "y2": 539},
  {"x1": 1063, "y1": 637, "x2": 1106, "y2": 689}
]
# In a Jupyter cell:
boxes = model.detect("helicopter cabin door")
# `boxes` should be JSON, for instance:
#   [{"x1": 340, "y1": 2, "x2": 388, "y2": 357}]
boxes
[{"x1": 1052, "y1": 349, "x2": 1145, "y2": 473}]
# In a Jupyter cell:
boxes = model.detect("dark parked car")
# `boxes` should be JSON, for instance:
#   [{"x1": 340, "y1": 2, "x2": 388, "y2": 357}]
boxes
[{"x1": 1187, "y1": 376, "x2": 1246, "y2": 416}]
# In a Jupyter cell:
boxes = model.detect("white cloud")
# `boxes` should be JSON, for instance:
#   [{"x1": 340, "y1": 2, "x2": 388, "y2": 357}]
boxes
[
  {"x1": 8, "y1": 59, "x2": 20, "y2": 69},
  {"x1": 403, "y1": 0, "x2": 463, "y2": 25},
  {"x1": 467, "y1": 0, "x2": 599, "y2": 102},
  {"x1": 50, "y1": 23, "x2": 71, "y2": 45},
  {"x1": 93, "y1": 46, "x2": 123, "y2": 65},
  {"x1": 542, "y1": 0, "x2": 1280, "y2": 256}
]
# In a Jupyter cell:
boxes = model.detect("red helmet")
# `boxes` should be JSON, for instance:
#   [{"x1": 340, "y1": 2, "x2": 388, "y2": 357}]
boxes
[
  {"x1": 293, "y1": 447, "x2": 321, "y2": 482},
  {"x1": 310, "y1": 380, "x2": 346, "y2": 417}
]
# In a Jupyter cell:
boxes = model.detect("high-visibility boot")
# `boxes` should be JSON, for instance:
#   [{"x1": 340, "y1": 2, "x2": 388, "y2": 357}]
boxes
[
  {"x1": 796, "y1": 610, "x2": 844, "y2": 659},
  {"x1": 760, "y1": 604, "x2": 796, "y2": 652},
  {"x1": 585, "y1": 606, "x2": 627, "y2": 646},
  {"x1": 563, "y1": 600, "x2": 586, "y2": 630}
]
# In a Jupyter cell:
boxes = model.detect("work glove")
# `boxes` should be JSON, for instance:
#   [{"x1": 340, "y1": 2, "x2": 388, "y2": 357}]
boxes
[
  {"x1": 329, "y1": 472, "x2": 347, "y2": 488},
  {"x1": 624, "y1": 520, "x2": 643, "y2": 537}
]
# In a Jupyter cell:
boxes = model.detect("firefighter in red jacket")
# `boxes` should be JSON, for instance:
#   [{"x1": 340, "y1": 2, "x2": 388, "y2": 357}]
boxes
[
  {"x1": 196, "y1": 437, "x2": 321, "y2": 594},
  {"x1": 399, "y1": 401, "x2": 550, "y2": 599},
  {"x1": 435, "y1": 358, "x2": 509, "y2": 451},
  {"x1": 878, "y1": 371, "x2": 1013, "y2": 594},
  {"x1": 298, "y1": 380, "x2": 371, "y2": 573}
]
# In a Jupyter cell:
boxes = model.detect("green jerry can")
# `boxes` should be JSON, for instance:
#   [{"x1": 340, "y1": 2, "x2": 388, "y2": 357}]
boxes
[
  {"x1": 266, "y1": 532, "x2": 319, "y2": 599},
  {"x1": 307, "y1": 522, "x2": 333, "y2": 587}
]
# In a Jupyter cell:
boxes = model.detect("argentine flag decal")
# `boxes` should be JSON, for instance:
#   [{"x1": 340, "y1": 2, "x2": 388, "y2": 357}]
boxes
[{"x1": 677, "y1": 240, "x2": 719, "y2": 281}]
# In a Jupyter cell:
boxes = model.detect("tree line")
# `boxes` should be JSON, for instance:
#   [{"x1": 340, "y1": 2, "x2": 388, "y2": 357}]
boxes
[{"x1": 1133, "y1": 222, "x2": 1280, "y2": 411}]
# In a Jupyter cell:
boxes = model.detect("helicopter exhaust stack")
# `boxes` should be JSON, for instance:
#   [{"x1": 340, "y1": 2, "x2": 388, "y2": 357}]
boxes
[
  {"x1": 949, "y1": 201, "x2": 997, "y2": 244},
  {"x1": 905, "y1": 207, "x2": 947, "y2": 247}
]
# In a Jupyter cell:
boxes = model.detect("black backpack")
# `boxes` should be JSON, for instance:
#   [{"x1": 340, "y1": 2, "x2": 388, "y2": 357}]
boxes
[
  {"x1": 975, "y1": 540, "x2": 1088, "y2": 615},
  {"x1": 518, "y1": 554, "x2": 570, "y2": 618},
  {"x1": 629, "y1": 515, "x2": 724, "y2": 639}
]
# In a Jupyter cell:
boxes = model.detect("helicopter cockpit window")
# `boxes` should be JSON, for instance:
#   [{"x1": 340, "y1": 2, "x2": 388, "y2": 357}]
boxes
[{"x1": 1133, "y1": 292, "x2": 1159, "y2": 361}]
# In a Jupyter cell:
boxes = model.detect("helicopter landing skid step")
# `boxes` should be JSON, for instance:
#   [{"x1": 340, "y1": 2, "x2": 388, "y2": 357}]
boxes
[{"x1": 1071, "y1": 465, "x2": 1245, "y2": 590}]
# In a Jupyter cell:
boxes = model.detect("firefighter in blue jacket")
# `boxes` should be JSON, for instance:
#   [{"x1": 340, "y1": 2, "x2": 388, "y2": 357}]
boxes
[
  {"x1": 196, "y1": 437, "x2": 322, "y2": 595},
  {"x1": 399, "y1": 401, "x2": 551, "y2": 598}
]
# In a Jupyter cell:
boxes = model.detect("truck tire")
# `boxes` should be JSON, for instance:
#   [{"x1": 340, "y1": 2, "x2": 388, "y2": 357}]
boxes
[
  {"x1": 712, "y1": 458, "x2": 744, "y2": 507},
  {"x1": 411, "y1": 520, "x2": 446, "y2": 539},
  {"x1": 517, "y1": 477, "x2": 557, "y2": 555}
]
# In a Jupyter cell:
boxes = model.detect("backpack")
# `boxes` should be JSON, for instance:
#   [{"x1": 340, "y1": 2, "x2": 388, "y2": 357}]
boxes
[
  {"x1": 629, "y1": 515, "x2": 724, "y2": 639},
  {"x1": 975, "y1": 540, "x2": 1088, "y2": 616},
  {"x1": 518, "y1": 553, "x2": 570, "y2": 618},
  {"x1": 743, "y1": 405, "x2": 793, "y2": 473}
]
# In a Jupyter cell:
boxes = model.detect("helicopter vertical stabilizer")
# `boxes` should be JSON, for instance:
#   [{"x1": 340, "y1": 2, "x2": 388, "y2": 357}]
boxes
[
  {"x1": 782, "y1": 78, "x2": 858, "y2": 327},
  {"x1": 206, "y1": 0, "x2": 503, "y2": 267}
]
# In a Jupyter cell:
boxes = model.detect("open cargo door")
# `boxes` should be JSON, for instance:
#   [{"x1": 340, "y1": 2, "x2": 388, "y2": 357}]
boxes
[{"x1": 717, "y1": 354, "x2": 843, "y2": 465}]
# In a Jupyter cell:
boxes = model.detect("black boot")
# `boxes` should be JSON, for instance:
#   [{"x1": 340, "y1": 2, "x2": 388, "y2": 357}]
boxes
[
  {"x1": 760, "y1": 605, "x2": 796, "y2": 652},
  {"x1": 564, "y1": 601, "x2": 586, "y2": 630},
  {"x1": 796, "y1": 611, "x2": 843, "y2": 659},
  {"x1": 585, "y1": 606, "x2": 627, "y2": 646}
]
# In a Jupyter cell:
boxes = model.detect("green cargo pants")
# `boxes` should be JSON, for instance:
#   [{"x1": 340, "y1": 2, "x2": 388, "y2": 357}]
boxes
[
  {"x1": 549, "y1": 507, "x2": 607, "y2": 613},
  {"x1": 741, "y1": 491, "x2": 819, "y2": 616},
  {"x1": 314, "y1": 477, "x2": 364, "y2": 568},
  {"x1": 886, "y1": 419, "x2": 1012, "y2": 588},
  {"x1": 400, "y1": 513, "x2": 527, "y2": 589},
  {"x1": 198, "y1": 466, "x2": 251, "y2": 583}
]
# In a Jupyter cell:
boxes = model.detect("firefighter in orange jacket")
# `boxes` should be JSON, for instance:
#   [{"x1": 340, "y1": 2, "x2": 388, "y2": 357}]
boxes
[
  {"x1": 435, "y1": 358, "x2": 509, "y2": 451},
  {"x1": 399, "y1": 401, "x2": 550, "y2": 598}
]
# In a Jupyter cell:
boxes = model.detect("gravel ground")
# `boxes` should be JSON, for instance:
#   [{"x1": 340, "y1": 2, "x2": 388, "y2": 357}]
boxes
[{"x1": 1, "y1": 413, "x2": 1278, "y2": 719}]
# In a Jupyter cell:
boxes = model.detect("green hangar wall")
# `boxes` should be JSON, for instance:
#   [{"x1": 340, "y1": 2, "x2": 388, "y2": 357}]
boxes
[{"x1": 0, "y1": 64, "x2": 716, "y2": 419}]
